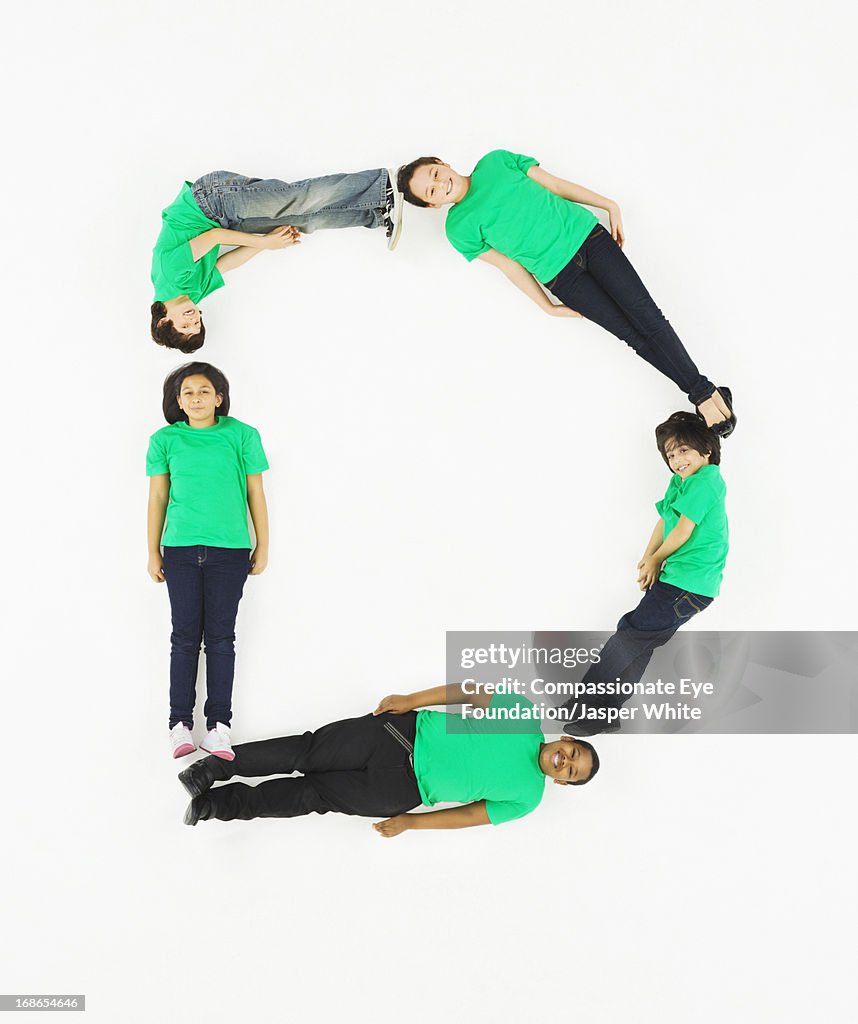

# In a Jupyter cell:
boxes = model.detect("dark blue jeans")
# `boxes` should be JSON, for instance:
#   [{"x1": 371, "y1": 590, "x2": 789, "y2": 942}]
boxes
[
  {"x1": 162, "y1": 545, "x2": 251, "y2": 730},
  {"x1": 560, "y1": 582, "x2": 713, "y2": 734},
  {"x1": 545, "y1": 226, "x2": 715, "y2": 405}
]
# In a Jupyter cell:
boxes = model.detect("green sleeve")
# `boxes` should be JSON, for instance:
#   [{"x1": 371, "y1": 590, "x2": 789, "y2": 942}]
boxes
[
  {"x1": 242, "y1": 426, "x2": 269, "y2": 475},
  {"x1": 512, "y1": 152, "x2": 539, "y2": 173},
  {"x1": 673, "y1": 474, "x2": 719, "y2": 526},
  {"x1": 486, "y1": 798, "x2": 534, "y2": 826},
  {"x1": 445, "y1": 217, "x2": 489, "y2": 262},
  {"x1": 146, "y1": 433, "x2": 168, "y2": 476}
]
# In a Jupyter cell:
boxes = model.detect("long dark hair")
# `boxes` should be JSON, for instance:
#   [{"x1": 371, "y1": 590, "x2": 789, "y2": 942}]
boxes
[
  {"x1": 655, "y1": 411, "x2": 721, "y2": 467},
  {"x1": 150, "y1": 302, "x2": 206, "y2": 354},
  {"x1": 162, "y1": 362, "x2": 231, "y2": 424}
]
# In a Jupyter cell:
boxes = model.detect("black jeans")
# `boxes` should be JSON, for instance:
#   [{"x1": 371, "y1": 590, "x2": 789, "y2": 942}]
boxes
[
  {"x1": 545, "y1": 226, "x2": 715, "y2": 405},
  {"x1": 559, "y1": 582, "x2": 713, "y2": 734},
  {"x1": 205, "y1": 713, "x2": 423, "y2": 821},
  {"x1": 162, "y1": 545, "x2": 251, "y2": 731}
]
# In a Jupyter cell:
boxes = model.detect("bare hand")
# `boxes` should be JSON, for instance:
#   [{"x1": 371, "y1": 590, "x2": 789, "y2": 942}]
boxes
[
  {"x1": 637, "y1": 555, "x2": 662, "y2": 590},
  {"x1": 609, "y1": 204, "x2": 625, "y2": 248},
  {"x1": 249, "y1": 548, "x2": 268, "y2": 576},
  {"x1": 546, "y1": 303, "x2": 583, "y2": 318},
  {"x1": 262, "y1": 226, "x2": 301, "y2": 250},
  {"x1": 373, "y1": 815, "x2": 410, "y2": 838},
  {"x1": 147, "y1": 553, "x2": 165, "y2": 583},
  {"x1": 373, "y1": 694, "x2": 413, "y2": 716}
]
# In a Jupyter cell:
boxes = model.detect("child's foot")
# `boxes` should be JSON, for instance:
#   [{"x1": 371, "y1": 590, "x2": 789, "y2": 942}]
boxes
[
  {"x1": 170, "y1": 723, "x2": 196, "y2": 759},
  {"x1": 696, "y1": 387, "x2": 736, "y2": 437},
  {"x1": 183, "y1": 795, "x2": 211, "y2": 826},
  {"x1": 383, "y1": 169, "x2": 404, "y2": 251},
  {"x1": 178, "y1": 758, "x2": 217, "y2": 798},
  {"x1": 200, "y1": 723, "x2": 235, "y2": 761}
]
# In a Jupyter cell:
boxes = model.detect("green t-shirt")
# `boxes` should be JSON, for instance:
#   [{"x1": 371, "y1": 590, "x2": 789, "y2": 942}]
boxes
[
  {"x1": 151, "y1": 182, "x2": 225, "y2": 303},
  {"x1": 444, "y1": 149, "x2": 599, "y2": 283},
  {"x1": 146, "y1": 416, "x2": 269, "y2": 548},
  {"x1": 655, "y1": 464, "x2": 729, "y2": 598},
  {"x1": 413, "y1": 692, "x2": 545, "y2": 826}
]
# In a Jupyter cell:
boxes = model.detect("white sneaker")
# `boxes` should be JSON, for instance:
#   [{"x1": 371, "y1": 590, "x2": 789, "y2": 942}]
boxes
[
  {"x1": 200, "y1": 722, "x2": 235, "y2": 761},
  {"x1": 383, "y1": 169, "x2": 404, "y2": 251},
  {"x1": 170, "y1": 723, "x2": 196, "y2": 759}
]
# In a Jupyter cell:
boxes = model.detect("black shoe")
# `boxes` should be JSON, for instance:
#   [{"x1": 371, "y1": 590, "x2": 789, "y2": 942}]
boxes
[
  {"x1": 697, "y1": 386, "x2": 736, "y2": 438},
  {"x1": 178, "y1": 758, "x2": 217, "y2": 798},
  {"x1": 183, "y1": 795, "x2": 212, "y2": 827}
]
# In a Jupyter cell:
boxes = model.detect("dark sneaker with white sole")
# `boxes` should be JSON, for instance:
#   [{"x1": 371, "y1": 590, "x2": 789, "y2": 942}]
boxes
[{"x1": 382, "y1": 169, "x2": 404, "y2": 250}]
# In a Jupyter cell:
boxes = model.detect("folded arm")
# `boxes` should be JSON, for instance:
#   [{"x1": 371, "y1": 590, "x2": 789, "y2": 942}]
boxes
[
  {"x1": 190, "y1": 226, "x2": 300, "y2": 262},
  {"x1": 527, "y1": 166, "x2": 624, "y2": 246},
  {"x1": 638, "y1": 515, "x2": 696, "y2": 589}
]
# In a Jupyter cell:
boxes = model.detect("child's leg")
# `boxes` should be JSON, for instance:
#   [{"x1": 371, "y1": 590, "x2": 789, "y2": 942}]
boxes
[
  {"x1": 561, "y1": 583, "x2": 713, "y2": 729},
  {"x1": 199, "y1": 547, "x2": 251, "y2": 729},
  {"x1": 191, "y1": 168, "x2": 390, "y2": 234},
  {"x1": 205, "y1": 767, "x2": 422, "y2": 821},
  {"x1": 548, "y1": 227, "x2": 715, "y2": 406},
  {"x1": 207, "y1": 712, "x2": 419, "y2": 782},
  {"x1": 162, "y1": 546, "x2": 204, "y2": 729}
]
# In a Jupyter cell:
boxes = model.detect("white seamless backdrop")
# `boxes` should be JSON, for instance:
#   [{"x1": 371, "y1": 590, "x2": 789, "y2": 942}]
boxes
[{"x1": 2, "y1": 1, "x2": 855, "y2": 1022}]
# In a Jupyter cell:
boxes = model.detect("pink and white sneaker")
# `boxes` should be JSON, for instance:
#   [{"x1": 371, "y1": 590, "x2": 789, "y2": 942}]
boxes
[
  {"x1": 170, "y1": 723, "x2": 196, "y2": 759},
  {"x1": 200, "y1": 722, "x2": 235, "y2": 761}
]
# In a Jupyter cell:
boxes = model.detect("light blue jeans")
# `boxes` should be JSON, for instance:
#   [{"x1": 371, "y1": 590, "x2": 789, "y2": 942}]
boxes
[{"x1": 191, "y1": 168, "x2": 389, "y2": 233}]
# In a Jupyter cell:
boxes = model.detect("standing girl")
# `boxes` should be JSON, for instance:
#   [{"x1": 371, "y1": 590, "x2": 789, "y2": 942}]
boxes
[{"x1": 147, "y1": 362, "x2": 269, "y2": 760}]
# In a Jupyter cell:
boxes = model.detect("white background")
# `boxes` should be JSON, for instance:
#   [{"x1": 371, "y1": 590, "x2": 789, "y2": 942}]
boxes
[{"x1": 3, "y1": 0, "x2": 856, "y2": 1020}]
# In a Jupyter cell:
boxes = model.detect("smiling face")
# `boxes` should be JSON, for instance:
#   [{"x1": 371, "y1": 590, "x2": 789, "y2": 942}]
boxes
[
  {"x1": 162, "y1": 298, "x2": 202, "y2": 338},
  {"x1": 407, "y1": 161, "x2": 469, "y2": 207},
  {"x1": 177, "y1": 374, "x2": 222, "y2": 427},
  {"x1": 539, "y1": 738, "x2": 594, "y2": 785},
  {"x1": 663, "y1": 438, "x2": 710, "y2": 480}
]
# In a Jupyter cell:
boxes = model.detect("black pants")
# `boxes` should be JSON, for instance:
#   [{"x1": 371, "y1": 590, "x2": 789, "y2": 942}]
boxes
[
  {"x1": 560, "y1": 582, "x2": 713, "y2": 735},
  {"x1": 206, "y1": 712, "x2": 422, "y2": 820},
  {"x1": 545, "y1": 226, "x2": 715, "y2": 405}
]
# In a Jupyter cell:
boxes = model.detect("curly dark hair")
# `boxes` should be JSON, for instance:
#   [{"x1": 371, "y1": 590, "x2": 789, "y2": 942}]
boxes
[
  {"x1": 150, "y1": 302, "x2": 205, "y2": 354},
  {"x1": 161, "y1": 362, "x2": 230, "y2": 424},
  {"x1": 655, "y1": 411, "x2": 721, "y2": 467},
  {"x1": 396, "y1": 156, "x2": 443, "y2": 208}
]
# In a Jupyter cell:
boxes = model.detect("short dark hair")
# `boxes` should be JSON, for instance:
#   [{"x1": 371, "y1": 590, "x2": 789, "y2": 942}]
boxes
[
  {"x1": 162, "y1": 362, "x2": 230, "y2": 424},
  {"x1": 397, "y1": 156, "x2": 443, "y2": 208},
  {"x1": 150, "y1": 302, "x2": 206, "y2": 354},
  {"x1": 569, "y1": 739, "x2": 600, "y2": 786},
  {"x1": 655, "y1": 411, "x2": 721, "y2": 467}
]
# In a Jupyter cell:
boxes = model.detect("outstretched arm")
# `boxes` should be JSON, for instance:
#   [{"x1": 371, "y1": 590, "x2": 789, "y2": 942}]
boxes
[
  {"x1": 477, "y1": 249, "x2": 582, "y2": 317},
  {"x1": 527, "y1": 166, "x2": 625, "y2": 247},
  {"x1": 638, "y1": 515, "x2": 696, "y2": 589},
  {"x1": 373, "y1": 801, "x2": 491, "y2": 838},
  {"x1": 374, "y1": 683, "x2": 493, "y2": 715}
]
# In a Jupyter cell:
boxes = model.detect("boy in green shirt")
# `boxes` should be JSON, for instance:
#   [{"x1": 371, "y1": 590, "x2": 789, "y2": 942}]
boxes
[
  {"x1": 179, "y1": 685, "x2": 600, "y2": 836},
  {"x1": 151, "y1": 165, "x2": 403, "y2": 353},
  {"x1": 397, "y1": 151, "x2": 734, "y2": 435},
  {"x1": 559, "y1": 411, "x2": 728, "y2": 734}
]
